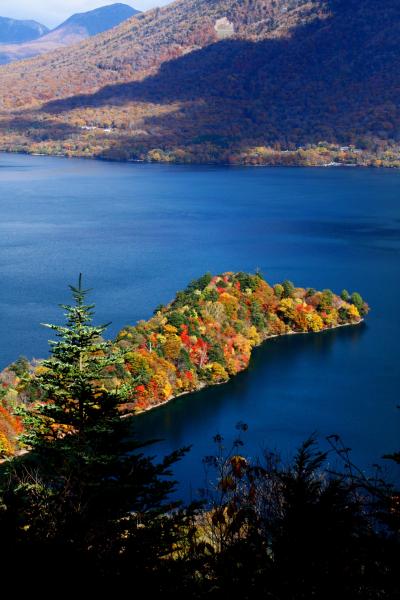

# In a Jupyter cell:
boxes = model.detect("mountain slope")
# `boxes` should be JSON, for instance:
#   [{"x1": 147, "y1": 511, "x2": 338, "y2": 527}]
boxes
[
  {"x1": 0, "y1": 16, "x2": 48, "y2": 44},
  {"x1": 0, "y1": 1, "x2": 334, "y2": 104},
  {"x1": 0, "y1": 3, "x2": 139, "y2": 64},
  {"x1": 0, "y1": 0, "x2": 399, "y2": 166},
  {"x1": 53, "y1": 2, "x2": 139, "y2": 37}
]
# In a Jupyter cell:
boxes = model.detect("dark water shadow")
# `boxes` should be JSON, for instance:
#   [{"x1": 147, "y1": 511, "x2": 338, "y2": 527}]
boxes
[{"x1": 131, "y1": 323, "x2": 367, "y2": 445}]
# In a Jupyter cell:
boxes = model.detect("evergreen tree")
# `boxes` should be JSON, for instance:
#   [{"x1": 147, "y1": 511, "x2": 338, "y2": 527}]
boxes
[
  {"x1": 18, "y1": 273, "x2": 130, "y2": 452},
  {"x1": 282, "y1": 279, "x2": 295, "y2": 298},
  {"x1": 0, "y1": 276, "x2": 192, "y2": 587},
  {"x1": 341, "y1": 289, "x2": 350, "y2": 301}
]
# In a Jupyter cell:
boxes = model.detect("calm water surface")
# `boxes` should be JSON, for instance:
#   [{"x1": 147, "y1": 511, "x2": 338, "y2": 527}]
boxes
[{"x1": 1, "y1": 153, "x2": 399, "y2": 497}]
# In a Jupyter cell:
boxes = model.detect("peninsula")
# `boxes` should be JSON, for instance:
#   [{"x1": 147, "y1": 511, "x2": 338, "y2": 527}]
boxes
[
  {"x1": 115, "y1": 272, "x2": 368, "y2": 412},
  {"x1": 0, "y1": 271, "x2": 369, "y2": 456}
]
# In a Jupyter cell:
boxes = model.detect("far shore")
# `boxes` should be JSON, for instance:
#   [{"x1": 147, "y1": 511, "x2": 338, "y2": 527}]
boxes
[{"x1": 1, "y1": 150, "x2": 398, "y2": 170}]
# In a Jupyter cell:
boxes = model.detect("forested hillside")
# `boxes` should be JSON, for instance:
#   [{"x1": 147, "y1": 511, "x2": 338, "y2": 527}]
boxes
[{"x1": 0, "y1": 0, "x2": 399, "y2": 165}]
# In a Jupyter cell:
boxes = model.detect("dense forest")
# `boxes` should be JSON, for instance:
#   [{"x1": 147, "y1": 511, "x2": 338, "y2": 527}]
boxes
[
  {"x1": 0, "y1": 275, "x2": 398, "y2": 595},
  {"x1": 0, "y1": 271, "x2": 368, "y2": 456},
  {"x1": 0, "y1": 0, "x2": 399, "y2": 165}
]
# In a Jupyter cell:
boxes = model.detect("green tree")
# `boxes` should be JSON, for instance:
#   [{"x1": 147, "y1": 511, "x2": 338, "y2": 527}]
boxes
[
  {"x1": 9, "y1": 355, "x2": 30, "y2": 378},
  {"x1": 18, "y1": 274, "x2": 129, "y2": 450},
  {"x1": 320, "y1": 288, "x2": 334, "y2": 310},
  {"x1": 351, "y1": 292, "x2": 364, "y2": 310},
  {"x1": 282, "y1": 279, "x2": 295, "y2": 298},
  {"x1": 341, "y1": 289, "x2": 350, "y2": 301},
  {"x1": 0, "y1": 276, "x2": 192, "y2": 587}
]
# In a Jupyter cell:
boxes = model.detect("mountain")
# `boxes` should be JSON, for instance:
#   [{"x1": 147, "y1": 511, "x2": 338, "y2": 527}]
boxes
[
  {"x1": 52, "y1": 2, "x2": 139, "y2": 37},
  {"x1": 0, "y1": 0, "x2": 399, "y2": 166},
  {"x1": 0, "y1": 3, "x2": 139, "y2": 64},
  {"x1": 0, "y1": 16, "x2": 48, "y2": 44}
]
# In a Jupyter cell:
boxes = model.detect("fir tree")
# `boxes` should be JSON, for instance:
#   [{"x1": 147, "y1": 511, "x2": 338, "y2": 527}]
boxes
[
  {"x1": 19, "y1": 274, "x2": 130, "y2": 451},
  {"x1": 0, "y1": 276, "x2": 192, "y2": 587}
]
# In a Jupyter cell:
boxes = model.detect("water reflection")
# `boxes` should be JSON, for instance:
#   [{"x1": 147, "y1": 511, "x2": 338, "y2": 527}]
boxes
[{"x1": 133, "y1": 324, "x2": 368, "y2": 446}]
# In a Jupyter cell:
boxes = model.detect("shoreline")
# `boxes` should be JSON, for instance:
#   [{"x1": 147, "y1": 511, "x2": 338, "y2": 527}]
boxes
[
  {"x1": 0, "y1": 150, "x2": 398, "y2": 170},
  {"x1": 134, "y1": 319, "x2": 364, "y2": 417}
]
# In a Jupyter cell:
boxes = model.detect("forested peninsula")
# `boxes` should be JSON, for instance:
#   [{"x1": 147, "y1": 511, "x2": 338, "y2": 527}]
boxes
[{"x1": 0, "y1": 272, "x2": 368, "y2": 456}]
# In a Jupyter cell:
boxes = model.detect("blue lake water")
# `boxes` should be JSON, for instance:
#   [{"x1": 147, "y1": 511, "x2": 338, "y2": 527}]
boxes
[{"x1": 1, "y1": 153, "x2": 399, "y2": 497}]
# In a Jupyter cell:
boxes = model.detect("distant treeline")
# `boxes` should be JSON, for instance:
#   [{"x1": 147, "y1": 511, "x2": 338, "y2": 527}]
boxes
[{"x1": 0, "y1": 0, "x2": 399, "y2": 166}]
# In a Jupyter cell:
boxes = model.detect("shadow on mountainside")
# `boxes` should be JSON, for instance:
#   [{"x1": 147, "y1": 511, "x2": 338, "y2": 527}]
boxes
[
  {"x1": 2, "y1": 0, "x2": 400, "y2": 157},
  {"x1": 0, "y1": 117, "x2": 81, "y2": 140}
]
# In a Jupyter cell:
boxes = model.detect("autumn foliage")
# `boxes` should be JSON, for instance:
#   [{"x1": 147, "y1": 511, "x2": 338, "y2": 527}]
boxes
[
  {"x1": 0, "y1": 0, "x2": 399, "y2": 166},
  {"x1": 0, "y1": 369, "x2": 24, "y2": 457},
  {"x1": 0, "y1": 272, "x2": 368, "y2": 452},
  {"x1": 114, "y1": 272, "x2": 368, "y2": 412}
]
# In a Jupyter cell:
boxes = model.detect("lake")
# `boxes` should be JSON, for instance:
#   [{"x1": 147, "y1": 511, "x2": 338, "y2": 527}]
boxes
[{"x1": 1, "y1": 152, "x2": 399, "y2": 497}]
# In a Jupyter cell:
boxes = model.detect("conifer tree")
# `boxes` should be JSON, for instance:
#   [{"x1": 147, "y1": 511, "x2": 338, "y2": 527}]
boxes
[
  {"x1": 19, "y1": 274, "x2": 130, "y2": 453},
  {"x1": 0, "y1": 276, "x2": 191, "y2": 586}
]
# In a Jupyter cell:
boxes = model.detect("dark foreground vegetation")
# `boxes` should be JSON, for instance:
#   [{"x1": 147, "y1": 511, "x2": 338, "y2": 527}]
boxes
[{"x1": 0, "y1": 278, "x2": 398, "y2": 595}]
